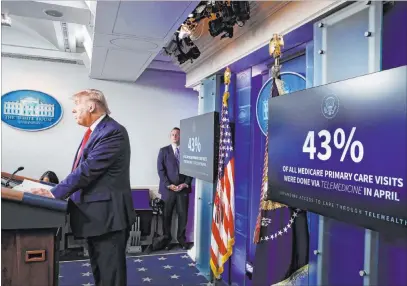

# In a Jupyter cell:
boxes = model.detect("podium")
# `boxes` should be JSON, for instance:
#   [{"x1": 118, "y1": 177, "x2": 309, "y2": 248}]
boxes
[{"x1": 1, "y1": 187, "x2": 68, "y2": 286}]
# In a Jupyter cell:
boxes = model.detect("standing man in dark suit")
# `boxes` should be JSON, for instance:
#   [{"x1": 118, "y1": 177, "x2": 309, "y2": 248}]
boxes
[
  {"x1": 32, "y1": 89, "x2": 135, "y2": 286},
  {"x1": 157, "y1": 127, "x2": 192, "y2": 250}
]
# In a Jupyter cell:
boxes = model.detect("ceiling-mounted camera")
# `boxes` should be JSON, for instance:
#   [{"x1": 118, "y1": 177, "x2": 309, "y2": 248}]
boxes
[
  {"x1": 163, "y1": 32, "x2": 201, "y2": 65},
  {"x1": 185, "y1": 1, "x2": 250, "y2": 40},
  {"x1": 207, "y1": 1, "x2": 250, "y2": 39},
  {"x1": 163, "y1": 1, "x2": 250, "y2": 66}
]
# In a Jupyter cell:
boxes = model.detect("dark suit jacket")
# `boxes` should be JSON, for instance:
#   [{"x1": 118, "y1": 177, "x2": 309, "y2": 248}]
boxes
[
  {"x1": 52, "y1": 116, "x2": 136, "y2": 238},
  {"x1": 157, "y1": 145, "x2": 192, "y2": 200}
]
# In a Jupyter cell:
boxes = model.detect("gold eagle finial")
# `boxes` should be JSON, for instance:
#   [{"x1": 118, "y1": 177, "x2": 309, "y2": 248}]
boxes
[
  {"x1": 224, "y1": 67, "x2": 231, "y2": 85},
  {"x1": 223, "y1": 67, "x2": 231, "y2": 105},
  {"x1": 269, "y1": 34, "x2": 284, "y2": 59}
]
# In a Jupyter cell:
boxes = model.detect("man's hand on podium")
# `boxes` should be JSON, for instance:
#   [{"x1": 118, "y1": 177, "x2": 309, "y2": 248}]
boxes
[{"x1": 31, "y1": 188, "x2": 55, "y2": 198}]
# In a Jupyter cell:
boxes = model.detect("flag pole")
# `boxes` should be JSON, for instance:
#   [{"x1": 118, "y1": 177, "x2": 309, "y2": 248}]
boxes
[
  {"x1": 228, "y1": 256, "x2": 232, "y2": 285},
  {"x1": 225, "y1": 66, "x2": 233, "y2": 286},
  {"x1": 253, "y1": 34, "x2": 285, "y2": 244},
  {"x1": 269, "y1": 34, "x2": 284, "y2": 79},
  {"x1": 210, "y1": 66, "x2": 235, "y2": 285}
]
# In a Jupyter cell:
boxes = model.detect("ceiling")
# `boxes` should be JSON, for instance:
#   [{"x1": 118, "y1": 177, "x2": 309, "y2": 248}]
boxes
[
  {"x1": 2, "y1": 1, "x2": 296, "y2": 85},
  {"x1": 1, "y1": 0, "x2": 197, "y2": 82}
]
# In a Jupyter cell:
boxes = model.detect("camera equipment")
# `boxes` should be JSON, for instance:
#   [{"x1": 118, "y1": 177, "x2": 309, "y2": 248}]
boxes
[
  {"x1": 207, "y1": 1, "x2": 250, "y2": 39},
  {"x1": 149, "y1": 198, "x2": 164, "y2": 215},
  {"x1": 163, "y1": 1, "x2": 250, "y2": 65},
  {"x1": 164, "y1": 32, "x2": 201, "y2": 65},
  {"x1": 144, "y1": 198, "x2": 168, "y2": 253}
]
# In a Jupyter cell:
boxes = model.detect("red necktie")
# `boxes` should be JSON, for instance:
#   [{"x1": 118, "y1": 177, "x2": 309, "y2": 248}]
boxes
[{"x1": 72, "y1": 128, "x2": 92, "y2": 171}]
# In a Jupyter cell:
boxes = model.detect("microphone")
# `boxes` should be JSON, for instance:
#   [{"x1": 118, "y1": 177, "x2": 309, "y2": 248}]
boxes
[{"x1": 5, "y1": 166, "x2": 24, "y2": 187}]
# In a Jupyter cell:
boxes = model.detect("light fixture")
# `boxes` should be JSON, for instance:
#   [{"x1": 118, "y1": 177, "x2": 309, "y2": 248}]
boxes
[{"x1": 44, "y1": 9, "x2": 63, "y2": 18}]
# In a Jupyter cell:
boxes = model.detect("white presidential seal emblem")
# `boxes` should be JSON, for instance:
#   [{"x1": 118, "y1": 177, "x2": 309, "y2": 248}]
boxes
[
  {"x1": 256, "y1": 72, "x2": 306, "y2": 136},
  {"x1": 321, "y1": 94, "x2": 339, "y2": 119}
]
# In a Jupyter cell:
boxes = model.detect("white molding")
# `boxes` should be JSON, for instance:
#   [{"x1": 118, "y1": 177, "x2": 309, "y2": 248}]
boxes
[
  {"x1": 185, "y1": 1, "x2": 346, "y2": 88},
  {"x1": 1, "y1": 44, "x2": 84, "y2": 62},
  {"x1": 192, "y1": 84, "x2": 201, "y2": 92}
]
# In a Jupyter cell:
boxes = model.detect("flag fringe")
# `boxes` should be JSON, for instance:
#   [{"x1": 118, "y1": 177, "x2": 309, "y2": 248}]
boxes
[
  {"x1": 261, "y1": 200, "x2": 286, "y2": 210},
  {"x1": 223, "y1": 91, "x2": 230, "y2": 106},
  {"x1": 271, "y1": 264, "x2": 309, "y2": 286},
  {"x1": 253, "y1": 76, "x2": 288, "y2": 243},
  {"x1": 210, "y1": 237, "x2": 235, "y2": 279}
]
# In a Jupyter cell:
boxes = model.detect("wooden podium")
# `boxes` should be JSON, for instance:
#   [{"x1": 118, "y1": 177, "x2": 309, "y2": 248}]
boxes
[{"x1": 1, "y1": 186, "x2": 68, "y2": 286}]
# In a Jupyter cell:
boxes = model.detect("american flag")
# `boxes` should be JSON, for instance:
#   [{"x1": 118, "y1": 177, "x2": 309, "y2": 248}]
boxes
[{"x1": 210, "y1": 87, "x2": 235, "y2": 279}]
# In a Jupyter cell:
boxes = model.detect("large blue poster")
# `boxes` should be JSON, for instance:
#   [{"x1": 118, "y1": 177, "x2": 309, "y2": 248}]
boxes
[
  {"x1": 268, "y1": 65, "x2": 407, "y2": 236},
  {"x1": 180, "y1": 112, "x2": 219, "y2": 182}
]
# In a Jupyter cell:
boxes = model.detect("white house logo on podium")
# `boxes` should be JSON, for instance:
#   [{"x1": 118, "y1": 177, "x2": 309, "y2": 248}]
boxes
[{"x1": 1, "y1": 90, "x2": 63, "y2": 131}]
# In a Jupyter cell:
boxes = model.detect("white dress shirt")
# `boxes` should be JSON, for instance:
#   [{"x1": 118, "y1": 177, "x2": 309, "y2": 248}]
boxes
[
  {"x1": 90, "y1": 114, "x2": 106, "y2": 131},
  {"x1": 171, "y1": 143, "x2": 180, "y2": 155}
]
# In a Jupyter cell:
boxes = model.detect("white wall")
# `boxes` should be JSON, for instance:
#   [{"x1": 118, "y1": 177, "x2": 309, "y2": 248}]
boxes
[{"x1": 1, "y1": 57, "x2": 198, "y2": 186}]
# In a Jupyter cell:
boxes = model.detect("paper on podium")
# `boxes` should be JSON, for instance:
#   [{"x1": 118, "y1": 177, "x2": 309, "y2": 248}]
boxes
[{"x1": 12, "y1": 179, "x2": 53, "y2": 192}]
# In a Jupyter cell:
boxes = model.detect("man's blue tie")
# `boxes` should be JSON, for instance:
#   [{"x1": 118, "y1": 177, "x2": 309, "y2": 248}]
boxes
[{"x1": 175, "y1": 147, "x2": 180, "y2": 165}]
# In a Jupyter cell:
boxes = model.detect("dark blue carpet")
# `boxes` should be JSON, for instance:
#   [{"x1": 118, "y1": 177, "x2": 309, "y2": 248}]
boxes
[{"x1": 59, "y1": 252, "x2": 210, "y2": 286}]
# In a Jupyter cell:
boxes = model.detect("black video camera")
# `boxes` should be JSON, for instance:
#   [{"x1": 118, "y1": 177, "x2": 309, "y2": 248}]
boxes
[{"x1": 150, "y1": 198, "x2": 164, "y2": 215}]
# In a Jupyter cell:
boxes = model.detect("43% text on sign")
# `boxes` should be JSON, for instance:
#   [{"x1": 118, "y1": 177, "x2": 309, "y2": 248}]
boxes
[
  {"x1": 188, "y1": 137, "x2": 202, "y2": 153},
  {"x1": 302, "y1": 127, "x2": 364, "y2": 163}
]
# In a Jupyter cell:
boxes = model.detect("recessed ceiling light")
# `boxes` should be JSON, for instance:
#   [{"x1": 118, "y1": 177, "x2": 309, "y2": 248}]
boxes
[
  {"x1": 188, "y1": 13, "x2": 194, "y2": 18},
  {"x1": 44, "y1": 10, "x2": 63, "y2": 18}
]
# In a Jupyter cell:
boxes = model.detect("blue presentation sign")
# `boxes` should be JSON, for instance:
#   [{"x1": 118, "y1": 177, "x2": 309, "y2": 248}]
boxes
[
  {"x1": 180, "y1": 112, "x2": 220, "y2": 183},
  {"x1": 1, "y1": 90, "x2": 63, "y2": 131},
  {"x1": 256, "y1": 72, "x2": 306, "y2": 136},
  {"x1": 268, "y1": 66, "x2": 407, "y2": 236}
]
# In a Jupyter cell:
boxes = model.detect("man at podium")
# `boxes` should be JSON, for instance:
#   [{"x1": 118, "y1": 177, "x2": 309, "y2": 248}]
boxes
[{"x1": 32, "y1": 89, "x2": 136, "y2": 286}]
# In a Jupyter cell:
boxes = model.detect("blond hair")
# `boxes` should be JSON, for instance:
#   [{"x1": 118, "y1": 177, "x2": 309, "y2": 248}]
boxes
[{"x1": 73, "y1": 89, "x2": 111, "y2": 115}]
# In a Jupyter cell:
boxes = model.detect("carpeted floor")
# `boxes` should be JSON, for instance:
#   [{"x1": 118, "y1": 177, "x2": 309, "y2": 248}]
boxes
[{"x1": 59, "y1": 251, "x2": 211, "y2": 286}]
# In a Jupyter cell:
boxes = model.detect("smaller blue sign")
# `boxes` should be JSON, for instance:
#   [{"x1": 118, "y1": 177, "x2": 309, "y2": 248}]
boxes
[
  {"x1": 1, "y1": 90, "x2": 63, "y2": 131},
  {"x1": 256, "y1": 72, "x2": 306, "y2": 136}
]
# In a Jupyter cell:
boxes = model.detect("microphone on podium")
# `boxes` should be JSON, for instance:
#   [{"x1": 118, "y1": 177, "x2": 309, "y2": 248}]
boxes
[{"x1": 5, "y1": 166, "x2": 25, "y2": 187}]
